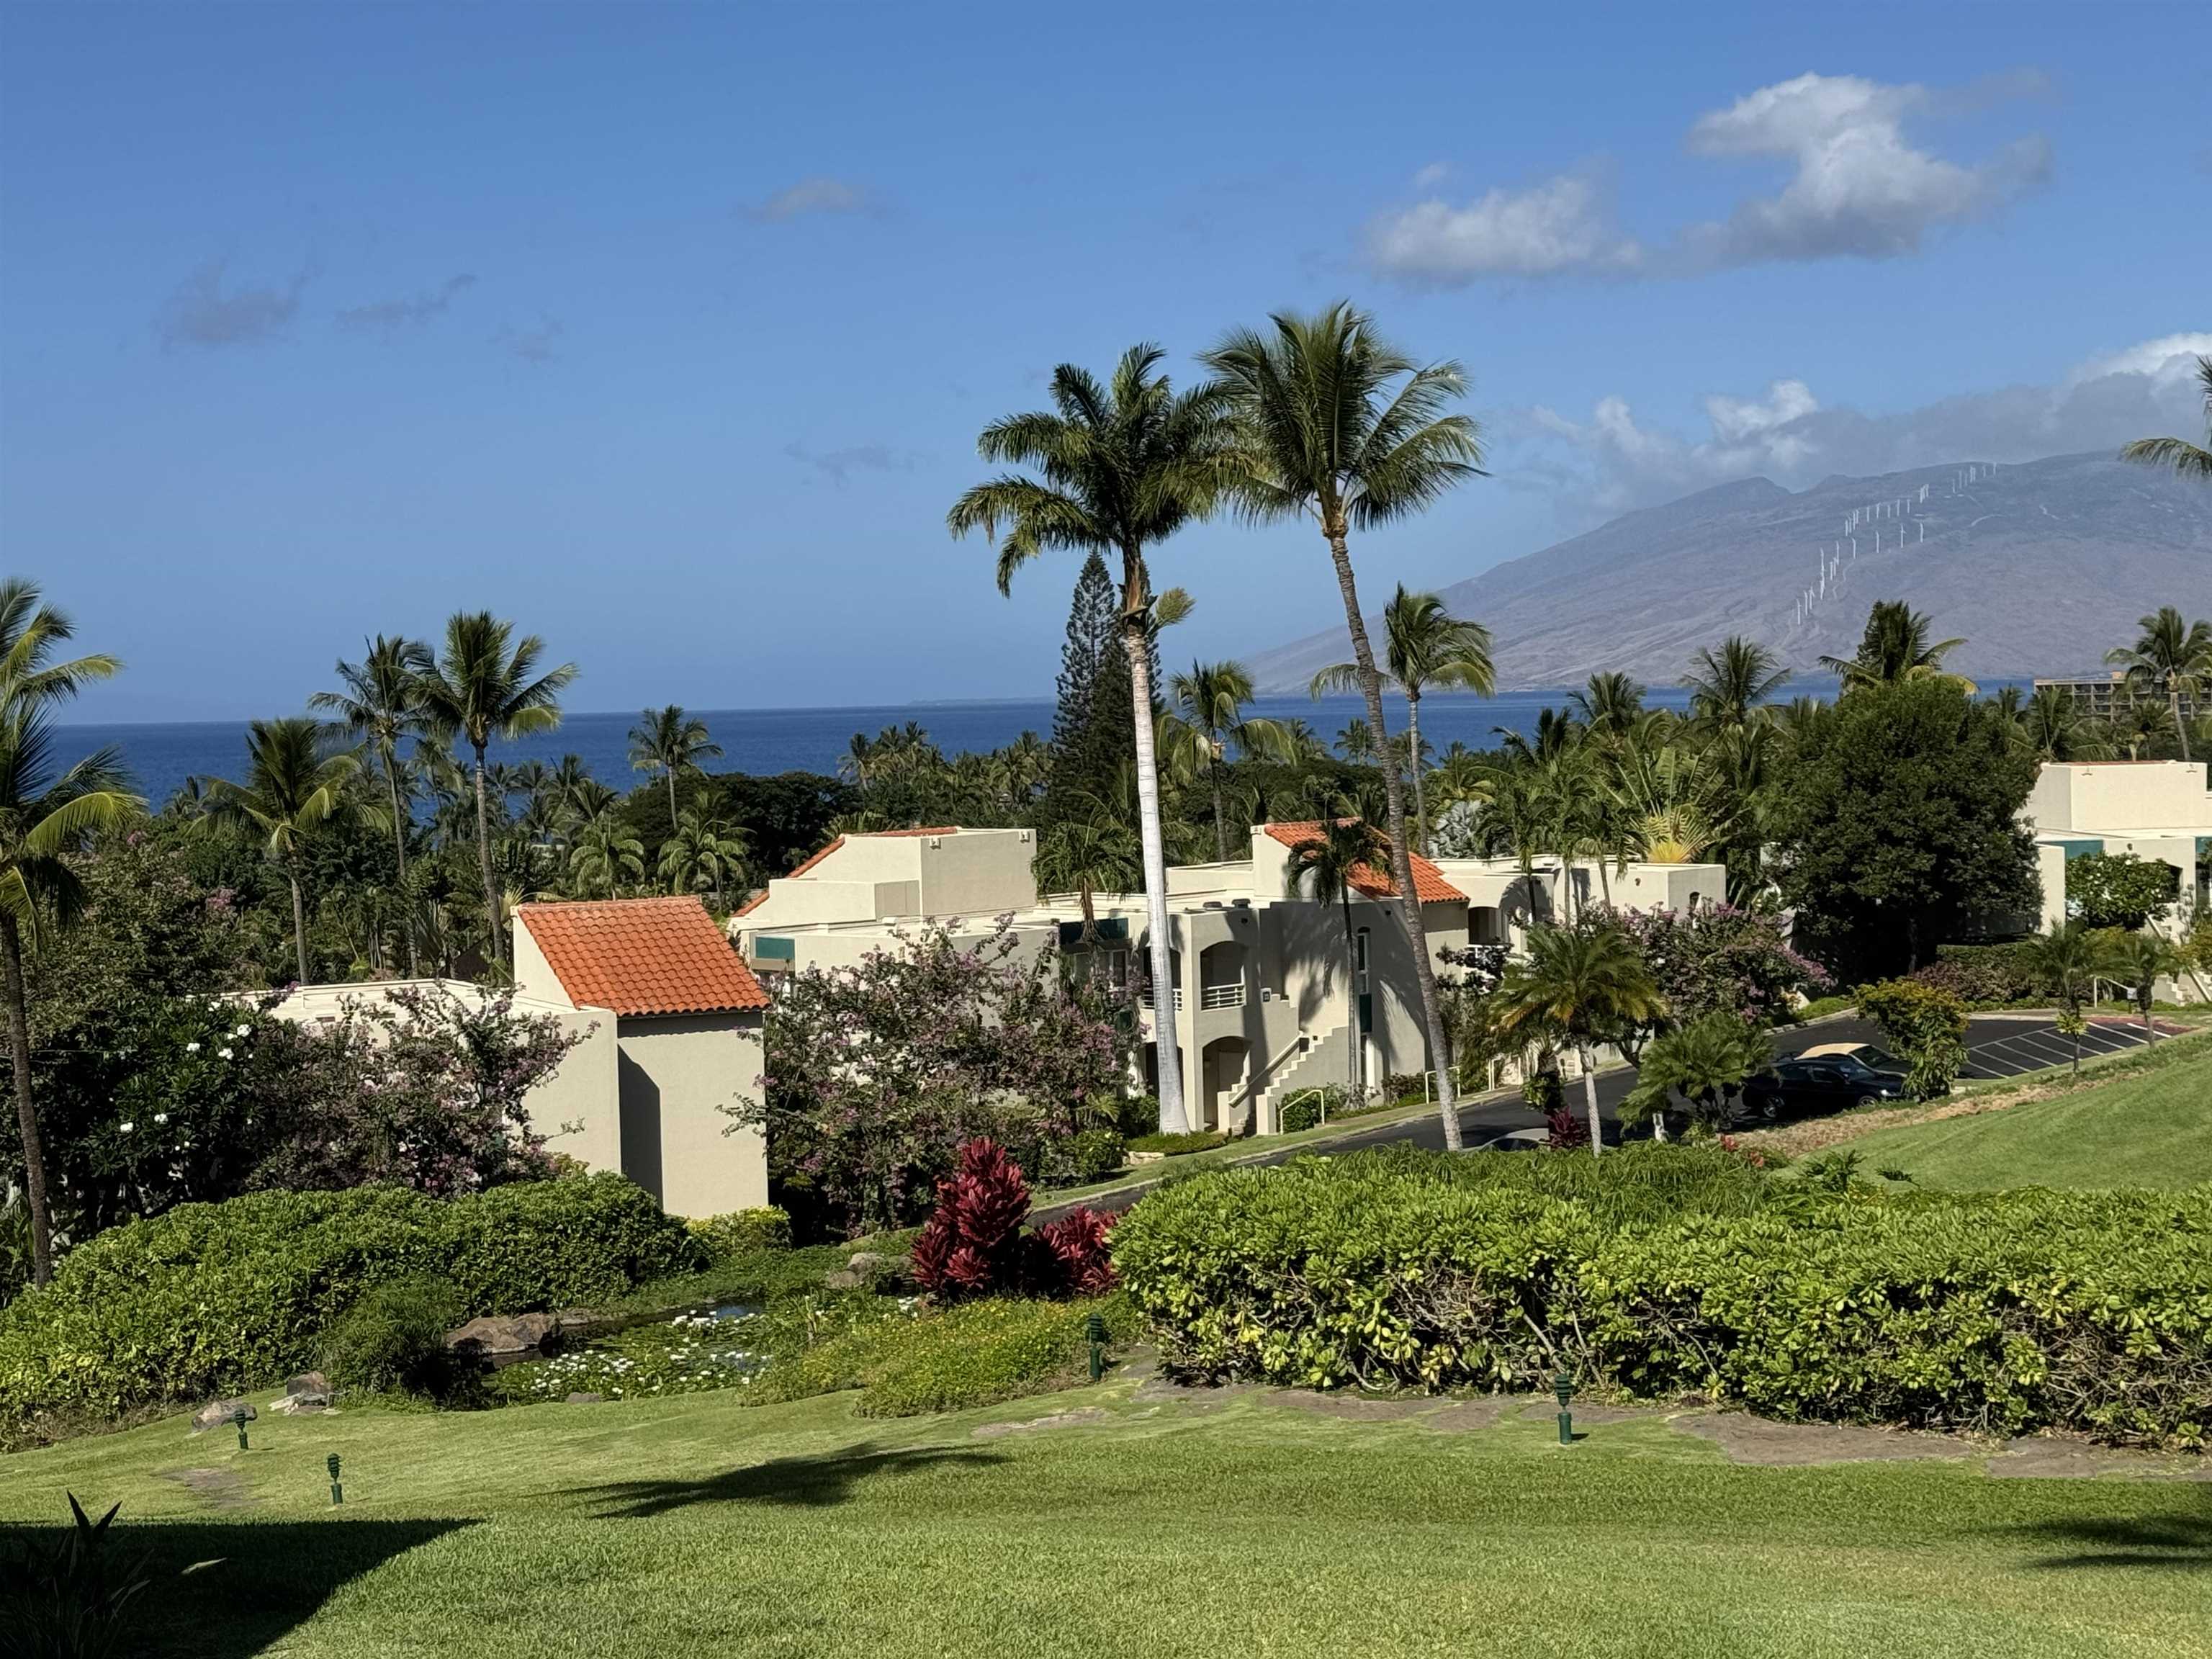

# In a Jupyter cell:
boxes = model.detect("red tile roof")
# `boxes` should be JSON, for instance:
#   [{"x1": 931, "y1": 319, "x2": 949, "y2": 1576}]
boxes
[
  {"x1": 731, "y1": 827, "x2": 965, "y2": 917},
  {"x1": 1264, "y1": 821, "x2": 1467, "y2": 904},
  {"x1": 518, "y1": 896, "x2": 770, "y2": 1016}
]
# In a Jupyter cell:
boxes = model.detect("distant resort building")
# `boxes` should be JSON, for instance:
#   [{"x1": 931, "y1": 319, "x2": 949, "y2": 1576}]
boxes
[
  {"x1": 732, "y1": 825, "x2": 1724, "y2": 1134},
  {"x1": 2026, "y1": 760, "x2": 2212, "y2": 936},
  {"x1": 2031, "y1": 670, "x2": 2200, "y2": 721}
]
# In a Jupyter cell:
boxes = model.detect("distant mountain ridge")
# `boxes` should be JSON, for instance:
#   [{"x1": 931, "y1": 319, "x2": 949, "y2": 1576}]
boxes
[{"x1": 1246, "y1": 451, "x2": 2212, "y2": 693}]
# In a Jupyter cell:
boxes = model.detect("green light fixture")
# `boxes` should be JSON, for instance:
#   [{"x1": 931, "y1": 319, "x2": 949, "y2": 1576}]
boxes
[
  {"x1": 327, "y1": 1452, "x2": 344, "y2": 1506},
  {"x1": 1552, "y1": 1365, "x2": 1575, "y2": 1446},
  {"x1": 1085, "y1": 1311, "x2": 1107, "y2": 1382}
]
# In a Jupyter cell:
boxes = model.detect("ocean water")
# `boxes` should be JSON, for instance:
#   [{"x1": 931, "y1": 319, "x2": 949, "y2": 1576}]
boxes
[{"x1": 69, "y1": 686, "x2": 1742, "y2": 806}]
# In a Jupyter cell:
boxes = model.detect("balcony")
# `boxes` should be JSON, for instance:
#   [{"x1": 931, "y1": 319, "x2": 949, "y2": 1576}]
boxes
[
  {"x1": 1200, "y1": 982, "x2": 1246, "y2": 1010},
  {"x1": 1139, "y1": 986, "x2": 1185, "y2": 1012}
]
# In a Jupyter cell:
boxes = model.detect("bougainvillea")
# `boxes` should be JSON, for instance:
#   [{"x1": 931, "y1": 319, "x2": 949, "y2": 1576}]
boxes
[
  {"x1": 1610, "y1": 903, "x2": 1830, "y2": 1040},
  {"x1": 742, "y1": 920, "x2": 1128, "y2": 1238}
]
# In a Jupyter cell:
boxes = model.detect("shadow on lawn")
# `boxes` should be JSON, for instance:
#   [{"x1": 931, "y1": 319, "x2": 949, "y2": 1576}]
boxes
[
  {"x1": 573, "y1": 1442, "x2": 1006, "y2": 1519},
  {"x1": 2004, "y1": 1511, "x2": 2212, "y2": 1571},
  {"x1": 0, "y1": 1515, "x2": 475, "y2": 1659}
]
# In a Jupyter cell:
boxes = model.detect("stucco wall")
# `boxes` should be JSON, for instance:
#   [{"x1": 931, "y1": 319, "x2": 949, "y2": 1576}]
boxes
[
  {"x1": 614, "y1": 1012, "x2": 767, "y2": 1218},
  {"x1": 917, "y1": 830, "x2": 1037, "y2": 914},
  {"x1": 2030, "y1": 761, "x2": 2212, "y2": 835}
]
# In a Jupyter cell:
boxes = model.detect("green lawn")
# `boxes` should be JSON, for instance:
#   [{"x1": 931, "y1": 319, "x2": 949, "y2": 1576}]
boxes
[
  {"x1": 4, "y1": 1372, "x2": 2206, "y2": 1657},
  {"x1": 1843, "y1": 1036, "x2": 2212, "y2": 1190}
]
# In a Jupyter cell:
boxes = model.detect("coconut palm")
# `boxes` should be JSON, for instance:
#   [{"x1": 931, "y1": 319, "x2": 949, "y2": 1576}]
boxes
[
  {"x1": 568, "y1": 806, "x2": 645, "y2": 899},
  {"x1": 2105, "y1": 607, "x2": 2212, "y2": 764},
  {"x1": 1312, "y1": 586, "x2": 1494, "y2": 856},
  {"x1": 414, "y1": 612, "x2": 577, "y2": 971},
  {"x1": 1494, "y1": 922, "x2": 1665, "y2": 1157},
  {"x1": 1819, "y1": 601, "x2": 1970, "y2": 694},
  {"x1": 199, "y1": 718, "x2": 359, "y2": 985},
  {"x1": 310, "y1": 634, "x2": 433, "y2": 974},
  {"x1": 2100, "y1": 930, "x2": 2178, "y2": 1046},
  {"x1": 1623, "y1": 1012, "x2": 1773, "y2": 1138},
  {"x1": 657, "y1": 803, "x2": 748, "y2": 907},
  {"x1": 948, "y1": 344, "x2": 1240, "y2": 1134},
  {"x1": 0, "y1": 583, "x2": 140, "y2": 1286},
  {"x1": 1035, "y1": 814, "x2": 1142, "y2": 945},
  {"x1": 1683, "y1": 637, "x2": 1787, "y2": 729},
  {"x1": 1203, "y1": 302, "x2": 1481, "y2": 1150},
  {"x1": 1157, "y1": 660, "x2": 1288, "y2": 861},
  {"x1": 629, "y1": 706, "x2": 721, "y2": 834},
  {"x1": 2120, "y1": 354, "x2": 2212, "y2": 482},
  {"x1": 1281, "y1": 812, "x2": 1391, "y2": 1097},
  {"x1": 2018, "y1": 684, "x2": 2102, "y2": 763},
  {"x1": 1568, "y1": 671, "x2": 1645, "y2": 746},
  {"x1": 2019, "y1": 920, "x2": 2105, "y2": 1074}
]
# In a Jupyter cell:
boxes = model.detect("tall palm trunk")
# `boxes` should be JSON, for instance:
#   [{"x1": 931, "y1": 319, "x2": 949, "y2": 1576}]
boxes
[
  {"x1": 1323, "y1": 530, "x2": 1462, "y2": 1151},
  {"x1": 2, "y1": 914, "x2": 54, "y2": 1287},
  {"x1": 1576, "y1": 1038, "x2": 1604, "y2": 1159},
  {"x1": 2172, "y1": 685, "x2": 2190, "y2": 763},
  {"x1": 1123, "y1": 612, "x2": 1189, "y2": 1134},
  {"x1": 385, "y1": 750, "x2": 419, "y2": 977},
  {"x1": 1339, "y1": 894, "x2": 1362, "y2": 1095},
  {"x1": 472, "y1": 744, "x2": 503, "y2": 971},
  {"x1": 667, "y1": 770, "x2": 680, "y2": 836},
  {"x1": 1406, "y1": 692, "x2": 1429, "y2": 856},
  {"x1": 1208, "y1": 755, "x2": 1228, "y2": 863},
  {"x1": 287, "y1": 860, "x2": 311, "y2": 986}
]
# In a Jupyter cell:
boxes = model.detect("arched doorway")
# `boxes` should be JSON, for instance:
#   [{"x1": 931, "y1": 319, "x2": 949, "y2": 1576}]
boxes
[{"x1": 1199, "y1": 1035, "x2": 1251, "y2": 1133}]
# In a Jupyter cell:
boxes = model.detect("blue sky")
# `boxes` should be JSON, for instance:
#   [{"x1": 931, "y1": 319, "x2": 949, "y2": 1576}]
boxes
[{"x1": 6, "y1": 2, "x2": 2206, "y2": 721}]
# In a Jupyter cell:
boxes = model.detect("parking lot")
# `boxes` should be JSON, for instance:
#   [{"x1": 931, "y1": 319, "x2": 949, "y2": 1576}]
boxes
[{"x1": 1953, "y1": 1013, "x2": 2159, "y2": 1079}]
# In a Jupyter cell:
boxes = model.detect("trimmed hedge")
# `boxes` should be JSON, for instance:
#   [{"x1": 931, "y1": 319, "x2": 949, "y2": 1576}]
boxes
[
  {"x1": 0, "y1": 1174, "x2": 693, "y2": 1437},
  {"x1": 1111, "y1": 1153, "x2": 2212, "y2": 1446}
]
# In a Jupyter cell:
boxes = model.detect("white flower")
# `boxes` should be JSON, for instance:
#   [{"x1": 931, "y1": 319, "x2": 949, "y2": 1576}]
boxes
[
  {"x1": 219, "y1": 1048, "x2": 234, "y2": 1060},
  {"x1": 120, "y1": 1122, "x2": 135, "y2": 1134},
  {"x1": 154, "y1": 1113, "x2": 169, "y2": 1125},
  {"x1": 185, "y1": 1041, "x2": 201, "y2": 1053},
  {"x1": 235, "y1": 1024, "x2": 251, "y2": 1038}
]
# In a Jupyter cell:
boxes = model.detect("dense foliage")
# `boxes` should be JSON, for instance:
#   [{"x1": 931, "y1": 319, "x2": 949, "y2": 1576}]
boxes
[
  {"x1": 1768, "y1": 677, "x2": 2039, "y2": 980},
  {"x1": 744, "y1": 921, "x2": 1128, "y2": 1238},
  {"x1": 0, "y1": 1174, "x2": 691, "y2": 1438},
  {"x1": 1112, "y1": 1151, "x2": 2212, "y2": 1445},
  {"x1": 2064, "y1": 850, "x2": 2178, "y2": 931},
  {"x1": 908, "y1": 1138, "x2": 1117, "y2": 1301},
  {"x1": 1856, "y1": 979, "x2": 1972, "y2": 1097}
]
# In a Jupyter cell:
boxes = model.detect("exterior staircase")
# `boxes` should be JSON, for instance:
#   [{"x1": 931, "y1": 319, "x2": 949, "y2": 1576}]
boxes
[{"x1": 1251, "y1": 1007, "x2": 1354, "y2": 1133}]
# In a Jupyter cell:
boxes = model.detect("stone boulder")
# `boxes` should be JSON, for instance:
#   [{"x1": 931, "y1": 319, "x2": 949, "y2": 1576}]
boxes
[
  {"x1": 191, "y1": 1398, "x2": 255, "y2": 1435},
  {"x1": 444, "y1": 1313, "x2": 558, "y2": 1356}
]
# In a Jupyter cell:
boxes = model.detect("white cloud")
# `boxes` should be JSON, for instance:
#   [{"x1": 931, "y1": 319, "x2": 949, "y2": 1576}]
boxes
[
  {"x1": 746, "y1": 176, "x2": 873, "y2": 222},
  {"x1": 1368, "y1": 71, "x2": 2048, "y2": 284},
  {"x1": 1366, "y1": 173, "x2": 1642, "y2": 282},
  {"x1": 1517, "y1": 334, "x2": 2211, "y2": 519},
  {"x1": 1681, "y1": 72, "x2": 2049, "y2": 266},
  {"x1": 156, "y1": 261, "x2": 314, "y2": 348}
]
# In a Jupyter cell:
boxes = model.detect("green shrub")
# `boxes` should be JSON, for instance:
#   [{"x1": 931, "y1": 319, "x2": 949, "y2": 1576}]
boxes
[
  {"x1": 322, "y1": 1277, "x2": 462, "y2": 1397},
  {"x1": 1116, "y1": 1094, "x2": 1161, "y2": 1138},
  {"x1": 1279, "y1": 1094, "x2": 1323, "y2": 1134},
  {"x1": 688, "y1": 1207, "x2": 793, "y2": 1261},
  {"x1": 1932, "y1": 941, "x2": 2056, "y2": 1004},
  {"x1": 1053, "y1": 1128, "x2": 1128, "y2": 1185},
  {"x1": 1112, "y1": 1154, "x2": 2212, "y2": 1445},
  {"x1": 1128, "y1": 1130, "x2": 1229, "y2": 1157},
  {"x1": 0, "y1": 1174, "x2": 692, "y2": 1439},
  {"x1": 1858, "y1": 978, "x2": 1971, "y2": 1097}
]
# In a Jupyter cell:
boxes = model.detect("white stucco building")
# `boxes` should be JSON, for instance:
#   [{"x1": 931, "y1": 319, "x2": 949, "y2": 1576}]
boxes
[
  {"x1": 731, "y1": 824, "x2": 1725, "y2": 1135},
  {"x1": 268, "y1": 895, "x2": 769, "y2": 1218},
  {"x1": 2026, "y1": 760, "x2": 2212, "y2": 932}
]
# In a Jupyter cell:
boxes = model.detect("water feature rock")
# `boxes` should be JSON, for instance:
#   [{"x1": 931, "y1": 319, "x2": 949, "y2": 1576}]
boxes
[
  {"x1": 446, "y1": 1313, "x2": 558, "y2": 1355},
  {"x1": 284, "y1": 1371, "x2": 330, "y2": 1398},
  {"x1": 191, "y1": 1398, "x2": 255, "y2": 1434}
]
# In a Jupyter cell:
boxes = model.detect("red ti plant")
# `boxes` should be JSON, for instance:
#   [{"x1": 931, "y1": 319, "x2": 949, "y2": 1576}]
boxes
[{"x1": 910, "y1": 1137, "x2": 1120, "y2": 1300}]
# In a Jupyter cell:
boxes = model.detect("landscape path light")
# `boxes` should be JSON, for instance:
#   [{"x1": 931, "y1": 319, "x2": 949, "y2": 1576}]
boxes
[
  {"x1": 1552, "y1": 1366, "x2": 1575, "y2": 1447},
  {"x1": 328, "y1": 1453, "x2": 343, "y2": 1506},
  {"x1": 1086, "y1": 1312, "x2": 1107, "y2": 1382},
  {"x1": 233, "y1": 1407, "x2": 251, "y2": 1452}
]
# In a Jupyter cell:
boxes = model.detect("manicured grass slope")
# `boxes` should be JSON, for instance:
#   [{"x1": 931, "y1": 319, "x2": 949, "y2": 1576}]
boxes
[
  {"x1": 1846, "y1": 1038, "x2": 2212, "y2": 1190},
  {"x1": 3, "y1": 1382, "x2": 2206, "y2": 1658}
]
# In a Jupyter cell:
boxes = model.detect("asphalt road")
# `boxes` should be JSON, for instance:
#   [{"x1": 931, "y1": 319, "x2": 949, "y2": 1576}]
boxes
[{"x1": 1035, "y1": 1012, "x2": 2158, "y2": 1223}]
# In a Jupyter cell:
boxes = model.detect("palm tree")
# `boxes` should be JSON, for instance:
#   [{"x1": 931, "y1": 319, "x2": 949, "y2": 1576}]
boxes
[
  {"x1": 629, "y1": 705, "x2": 722, "y2": 834},
  {"x1": 2121, "y1": 354, "x2": 2212, "y2": 482},
  {"x1": 2105, "y1": 607, "x2": 2212, "y2": 764},
  {"x1": 1159, "y1": 660, "x2": 1288, "y2": 861},
  {"x1": 569, "y1": 806, "x2": 645, "y2": 899},
  {"x1": 2100, "y1": 930, "x2": 2178, "y2": 1047},
  {"x1": 1203, "y1": 302, "x2": 1481, "y2": 1151},
  {"x1": 657, "y1": 803, "x2": 748, "y2": 907},
  {"x1": 1312, "y1": 586, "x2": 1494, "y2": 856},
  {"x1": 2019, "y1": 684, "x2": 2101, "y2": 763},
  {"x1": 1624, "y1": 1012, "x2": 1773, "y2": 1138},
  {"x1": 414, "y1": 613, "x2": 577, "y2": 972},
  {"x1": 1820, "y1": 601, "x2": 1970, "y2": 694},
  {"x1": 1683, "y1": 637, "x2": 1787, "y2": 729},
  {"x1": 948, "y1": 344, "x2": 1239, "y2": 1136},
  {"x1": 2020, "y1": 920, "x2": 2104, "y2": 1074},
  {"x1": 1282, "y1": 813, "x2": 1391, "y2": 1097},
  {"x1": 0, "y1": 583, "x2": 140, "y2": 1287},
  {"x1": 199, "y1": 719, "x2": 361, "y2": 985},
  {"x1": 1494, "y1": 922, "x2": 1665, "y2": 1156},
  {"x1": 1035, "y1": 815, "x2": 1142, "y2": 945},
  {"x1": 1568, "y1": 670, "x2": 1645, "y2": 745},
  {"x1": 310, "y1": 634, "x2": 433, "y2": 974}
]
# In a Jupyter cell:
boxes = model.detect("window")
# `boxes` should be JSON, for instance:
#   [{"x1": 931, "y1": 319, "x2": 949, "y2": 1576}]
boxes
[{"x1": 1354, "y1": 928, "x2": 1370, "y2": 990}]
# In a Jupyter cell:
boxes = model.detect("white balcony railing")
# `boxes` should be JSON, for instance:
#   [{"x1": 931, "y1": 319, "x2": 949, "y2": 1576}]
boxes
[
  {"x1": 1200, "y1": 983, "x2": 1246, "y2": 1010},
  {"x1": 1139, "y1": 986, "x2": 1185, "y2": 1012}
]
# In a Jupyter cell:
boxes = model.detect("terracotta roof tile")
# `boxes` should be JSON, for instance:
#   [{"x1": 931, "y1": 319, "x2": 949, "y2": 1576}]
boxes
[
  {"x1": 1264, "y1": 821, "x2": 1467, "y2": 904},
  {"x1": 518, "y1": 896, "x2": 769, "y2": 1016}
]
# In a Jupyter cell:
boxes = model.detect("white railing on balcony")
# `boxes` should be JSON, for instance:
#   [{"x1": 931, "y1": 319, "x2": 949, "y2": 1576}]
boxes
[
  {"x1": 1138, "y1": 986, "x2": 1185, "y2": 1011},
  {"x1": 1200, "y1": 983, "x2": 1246, "y2": 1010}
]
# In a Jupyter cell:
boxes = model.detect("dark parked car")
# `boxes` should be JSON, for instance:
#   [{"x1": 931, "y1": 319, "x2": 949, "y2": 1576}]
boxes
[{"x1": 1740, "y1": 1053, "x2": 1908, "y2": 1120}]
